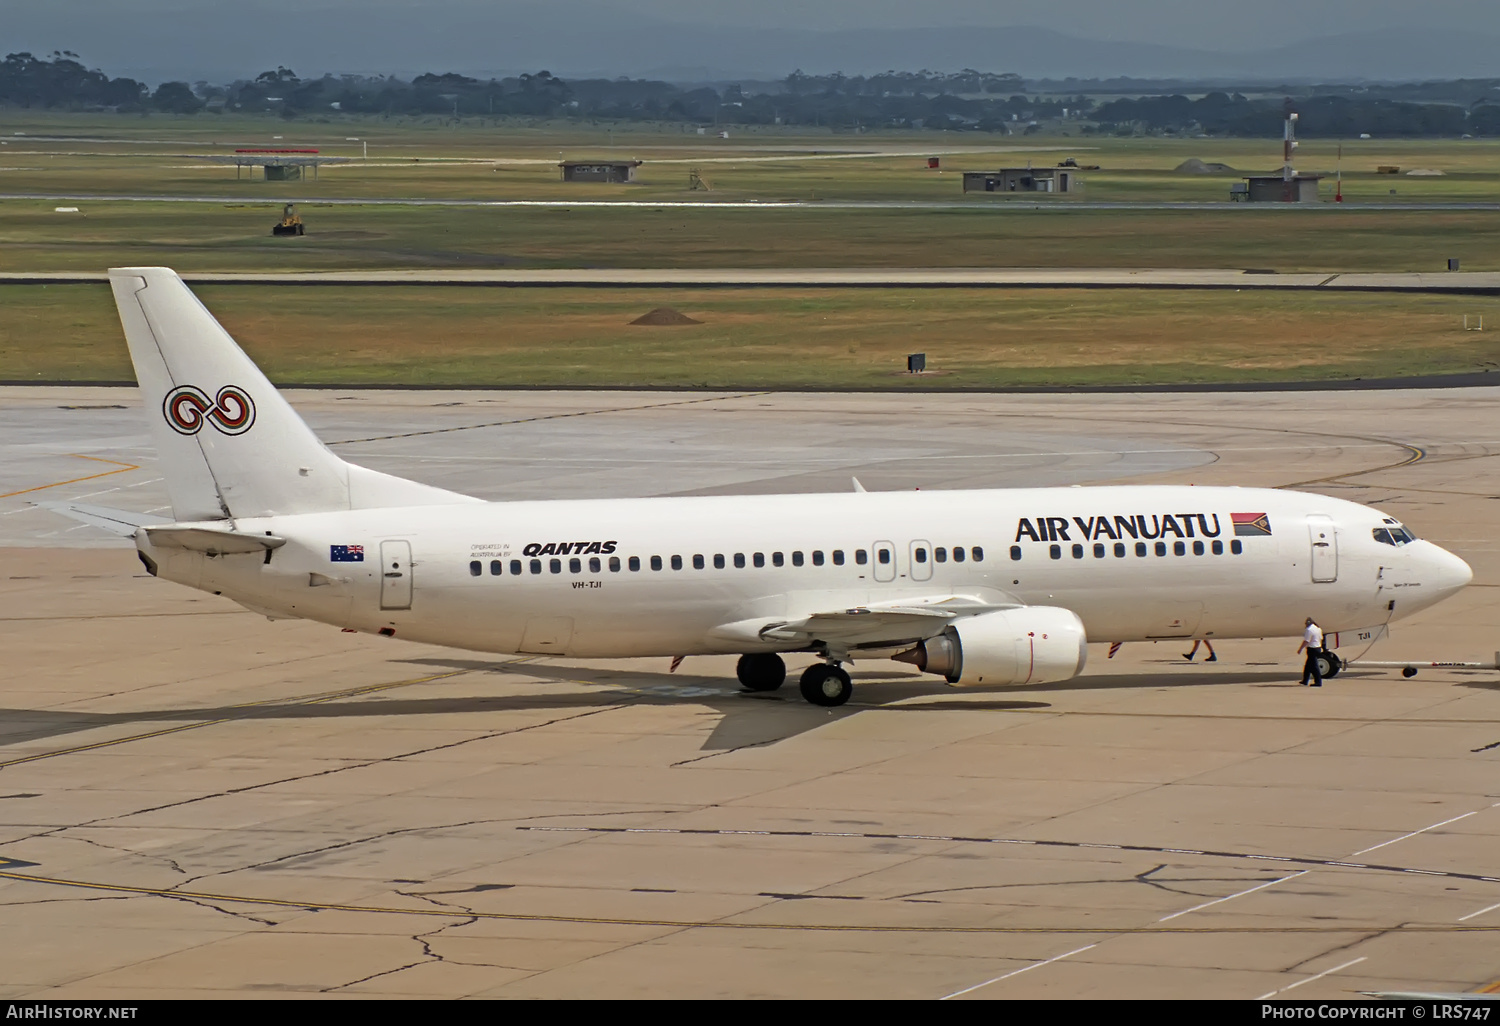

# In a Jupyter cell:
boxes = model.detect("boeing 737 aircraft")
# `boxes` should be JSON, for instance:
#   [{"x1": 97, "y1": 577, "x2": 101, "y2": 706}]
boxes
[{"x1": 42, "y1": 268, "x2": 1473, "y2": 707}]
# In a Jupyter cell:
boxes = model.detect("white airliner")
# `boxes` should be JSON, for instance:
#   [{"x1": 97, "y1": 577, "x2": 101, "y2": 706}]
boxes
[{"x1": 42, "y1": 267, "x2": 1473, "y2": 707}]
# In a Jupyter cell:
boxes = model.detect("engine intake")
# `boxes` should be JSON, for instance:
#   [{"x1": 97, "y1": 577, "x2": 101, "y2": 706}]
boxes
[{"x1": 896, "y1": 607, "x2": 1087, "y2": 686}]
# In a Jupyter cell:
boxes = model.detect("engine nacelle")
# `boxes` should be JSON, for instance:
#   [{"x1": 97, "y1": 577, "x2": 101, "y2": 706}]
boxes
[{"x1": 898, "y1": 607, "x2": 1087, "y2": 686}]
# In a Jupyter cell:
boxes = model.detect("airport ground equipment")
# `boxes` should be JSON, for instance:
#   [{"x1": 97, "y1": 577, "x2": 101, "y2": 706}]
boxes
[
  {"x1": 1343, "y1": 653, "x2": 1500, "y2": 678},
  {"x1": 272, "y1": 204, "x2": 304, "y2": 236}
]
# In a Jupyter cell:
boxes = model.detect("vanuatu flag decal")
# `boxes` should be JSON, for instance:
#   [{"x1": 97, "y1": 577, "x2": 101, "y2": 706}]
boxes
[{"x1": 1231, "y1": 512, "x2": 1272, "y2": 537}]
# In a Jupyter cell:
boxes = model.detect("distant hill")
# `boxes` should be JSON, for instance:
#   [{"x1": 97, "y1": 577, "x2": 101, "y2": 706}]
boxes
[{"x1": 6, "y1": 3, "x2": 1500, "y2": 84}]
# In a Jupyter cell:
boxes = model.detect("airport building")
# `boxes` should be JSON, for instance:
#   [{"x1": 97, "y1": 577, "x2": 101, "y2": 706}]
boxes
[
  {"x1": 963, "y1": 167, "x2": 1080, "y2": 195},
  {"x1": 1240, "y1": 174, "x2": 1324, "y2": 202},
  {"x1": 559, "y1": 160, "x2": 643, "y2": 183}
]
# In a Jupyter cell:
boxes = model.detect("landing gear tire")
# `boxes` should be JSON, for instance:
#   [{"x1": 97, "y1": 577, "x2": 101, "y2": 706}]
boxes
[
  {"x1": 1316, "y1": 652, "x2": 1342, "y2": 679},
  {"x1": 737, "y1": 653, "x2": 787, "y2": 692},
  {"x1": 799, "y1": 663, "x2": 853, "y2": 707}
]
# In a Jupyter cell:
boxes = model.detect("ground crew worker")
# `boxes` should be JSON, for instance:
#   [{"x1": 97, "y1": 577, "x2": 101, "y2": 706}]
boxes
[
  {"x1": 1183, "y1": 639, "x2": 1216, "y2": 662},
  {"x1": 1297, "y1": 617, "x2": 1324, "y2": 687}
]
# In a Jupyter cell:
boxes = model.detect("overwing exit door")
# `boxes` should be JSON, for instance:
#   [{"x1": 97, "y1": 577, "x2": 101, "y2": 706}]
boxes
[
  {"x1": 872, "y1": 541, "x2": 897, "y2": 582},
  {"x1": 380, "y1": 539, "x2": 413, "y2": 609},
  {"x1": 1308, "y1": 515, "x2": 1338, "y2": 583}
]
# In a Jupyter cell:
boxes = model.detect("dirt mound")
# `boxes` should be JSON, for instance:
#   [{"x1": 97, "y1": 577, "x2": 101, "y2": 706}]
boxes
[
  {"x1": 630, "y1": 307, "x2": 703, "y2": 326},
  {"x1": 1175, "y1": 158, "x2": 1237, "y2": 174}
]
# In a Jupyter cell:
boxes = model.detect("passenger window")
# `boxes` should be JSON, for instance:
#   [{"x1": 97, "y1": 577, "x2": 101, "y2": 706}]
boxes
[
  {"x1": 629, "y1": 556, "x2": 641, "y2": 571},
  {"x1": 692, "y1": 554, "x2": 705, "y2": 570},
  {"x1": 1010, "y1": 545, "x2": 1022, "y2": 561},
  {"x1": 953, "y1": 547, "x2": 965, "y2": 563},
  {"x1": 832, "y1": 550, "x2": 845, "y2": 565},
  {"x1": 650, "y1": 555, "x2": 663, "y2": 571},
  {"x1": 877, "y1": 549, "x2": 891, "y2": 564},
  {"x1": 812, "y1": 550, "x2": 824, "y2": 566},
  {"x1": 1173, "y1": 541, "x2": 1186, "y2": 556},
  {"x1": 914, "y1": 548, "x2": 927, "y2": 564},
  {"x1": 510, "y1": 559, "x2": 522, "y2": 575},
  {"x1": 792, "y1": 551, "x2": 804, "y2": 567},
  {"x1": 1114, "y1": 543, "x2": 1126, "y2": 557},
  {"x1": 1155, "y1": 542, "x2": 1167, "y2": 556},
  {"x1": 773, "y1": 552, "x2": 784, "y2": 567},
  {"x1": 550, "y1": 558, "x2": 562, "y2": 574},
  {"x1": 971, "y1": 546, "x2": 983, "y2": 562},
  {"x1": 1093, "y1": 543, "x2": 1105, "y2": 558},
  {"x1": 855, "y1": 549, "x2": 868, "y2": 565},
  {"x1": 530, "y1": 559, "x2": 542, "y2": 575},
  {"x1": 1135, "y1": 542, "x2": 1147, "y2": 557},
  {"x1": 734, "y1": 553, "x2": 745, "y2": 568},
  {"x1": 1231, "y1": 540, "x2": 1243, "y2": 555},
  {"x1": 589, "y1": 557, "x2": 601, "y2": 573},
  {"x1": 491, "y1": 559, "x2": 503, "y2": 576},
  {"x1": 1050, "y1": 544, "x2": 1062, "y2": 560},
  {"x1": 1192, "y1": 541, "x2": 1204, "y2": 556},
  {"x1": 671, "y1": 555, "x2": 683, "y2": 570},
  {"x1": 713, "y1": 554, "x2": 725, "y2": 569},
  {"x1": 609, "y1": 556, "x2": 621, "y2": 572},
  {"x1": 1072, "y1": 544, "x2": 1084, "y2": 559},
  {"x1": 469, "y1": 560, "x2": 481, "y2": 577},
  {"x1": 934, "y1": 547, "x2": 947, "y2": 563},
  {"x1": 1211, "y1": 540, "x2": 1223, "y2": 555},
  {"x1": 569, "y1": 557, "x2": 582, "y2": 573},
  {"x1": 753, "y1": 552, "x2": 765, "y2": 568}
]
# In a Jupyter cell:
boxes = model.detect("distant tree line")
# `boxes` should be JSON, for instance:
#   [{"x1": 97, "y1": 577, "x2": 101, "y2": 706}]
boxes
[
  {"x1": 5, "y1": 51, "x2": 1500, "y2": 137},
  {"x1": 1093, "y1": 91, "x2": 1500, "y2": 138}
]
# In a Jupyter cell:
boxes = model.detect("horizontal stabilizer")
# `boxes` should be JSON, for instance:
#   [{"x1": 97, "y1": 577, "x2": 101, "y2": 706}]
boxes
[
  {"x1": 141, "y1": 525, "x2": 286, "y2": 555},
  {"x1": 32, "y1": 501, "x2": 172, "y2": 538}
]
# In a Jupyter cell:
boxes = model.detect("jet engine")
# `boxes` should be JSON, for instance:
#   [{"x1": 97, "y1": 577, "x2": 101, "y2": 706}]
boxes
[{"x1": 895, "y1": 607, "x2": 1087, "y2": 686}]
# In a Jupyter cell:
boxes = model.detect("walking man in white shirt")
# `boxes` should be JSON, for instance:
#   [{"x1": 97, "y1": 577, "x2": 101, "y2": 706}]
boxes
[{"x1": 1297, "y1": 617, "x2": 1325, "y2": 687}]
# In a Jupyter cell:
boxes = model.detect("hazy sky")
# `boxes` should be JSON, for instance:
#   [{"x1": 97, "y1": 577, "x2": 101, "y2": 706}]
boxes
[{"x1": 7, "y1": 0, "x2": 1500, "y2": 50}]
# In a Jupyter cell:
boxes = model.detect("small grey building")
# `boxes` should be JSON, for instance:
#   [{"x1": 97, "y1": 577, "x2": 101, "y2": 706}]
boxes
[
  {"x1": 963, "y1": 167, "x2": 1079, "y2": 194},
  {"x1": 560, "y1": 160, "x2": 643, "y2": 183},
  {"x1": 1242, "y1": 174, "x2": 1322, "y2": 202}
]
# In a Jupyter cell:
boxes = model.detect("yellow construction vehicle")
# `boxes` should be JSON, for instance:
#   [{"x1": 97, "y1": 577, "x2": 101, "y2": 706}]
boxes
[{"x1": 271, "y1": 203, "x2": 304, "y2": 236}]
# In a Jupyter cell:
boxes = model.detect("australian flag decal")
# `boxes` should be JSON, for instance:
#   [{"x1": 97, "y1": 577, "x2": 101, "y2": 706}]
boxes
[
  {"x1": 1231, "y1": 513, "x2": 1272, "y2": 537},
  {"x1": 330, "y1": 544, "x2": 365, "y2": 562}
]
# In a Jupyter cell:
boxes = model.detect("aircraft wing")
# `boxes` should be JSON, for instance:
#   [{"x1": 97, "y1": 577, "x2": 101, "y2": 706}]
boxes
[
  {"x1": 32, "y1": 501, "x2": 173, "y2": 538},
  {"x1": 710, "y1": 595, "x2": 1018, "y2": 654}
]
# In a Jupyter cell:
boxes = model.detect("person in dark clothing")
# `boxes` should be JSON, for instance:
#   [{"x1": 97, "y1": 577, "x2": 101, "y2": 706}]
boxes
[{"x1": 1297, "y1": 617, "x2": 1325, "y2": 687}]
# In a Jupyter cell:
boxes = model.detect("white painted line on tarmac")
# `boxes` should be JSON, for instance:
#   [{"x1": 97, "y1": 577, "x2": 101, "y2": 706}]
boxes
[
  {"x1": 1459, "y1": 901, "x2": 1500, "y2": 922},
  {"x1": 1258, "y1": 957, "x2": 1368, "y2": 999},
  {"x1": 1158, "y1": 871, "x2": 1308, "y2": 922},
  {"x1": 1350, "y1": 802, "x2": 1497, "y2": 857},
  {"x1": 940, "y1": 944, "x2": 1099, "y2": 1000}
]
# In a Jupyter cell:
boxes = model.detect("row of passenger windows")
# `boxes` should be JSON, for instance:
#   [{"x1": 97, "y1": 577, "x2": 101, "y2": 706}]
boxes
[
  {"x1": 1008, "y1": 539, "x2": 1245, "y2": 561},
  {"x1": 467, "y1": 545, "x2": 984, "y2": 577}
]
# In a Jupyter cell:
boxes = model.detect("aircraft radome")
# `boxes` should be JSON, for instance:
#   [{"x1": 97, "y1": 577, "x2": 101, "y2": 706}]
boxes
[{"x1": 40, "y1": 268, "x2": 1473, "y2": 707}]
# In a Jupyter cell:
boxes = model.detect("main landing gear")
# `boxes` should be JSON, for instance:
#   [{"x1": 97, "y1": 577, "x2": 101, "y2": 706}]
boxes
[
  {"x1": 736, "y1": 653, "x2": 787, "y2": 692},
  {"x1": 799, "y1": 662, "x2": 853, "y2": 707},
  {"x1": 737, "y1": 653, "x2": 852, "y2": 707}
]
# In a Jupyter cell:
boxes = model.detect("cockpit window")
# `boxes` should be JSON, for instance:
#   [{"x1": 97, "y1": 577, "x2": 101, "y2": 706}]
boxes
[{"x1": 1373, "y1": 525, "x2": 1417, "y2": 546}]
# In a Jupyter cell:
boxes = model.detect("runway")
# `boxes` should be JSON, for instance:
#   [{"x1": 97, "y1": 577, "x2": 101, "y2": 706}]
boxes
[
  {"x1": 2, "y1": 387, "x2": 1499, "y2": 998},
  {"x1": 6, "y1": 267, "x2": 1500, "y2": 293}
]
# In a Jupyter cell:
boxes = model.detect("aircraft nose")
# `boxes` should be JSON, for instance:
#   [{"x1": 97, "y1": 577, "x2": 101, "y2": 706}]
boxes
[{"x1": 1423, "y1": 542, "x2": 1473, "y2": 598}]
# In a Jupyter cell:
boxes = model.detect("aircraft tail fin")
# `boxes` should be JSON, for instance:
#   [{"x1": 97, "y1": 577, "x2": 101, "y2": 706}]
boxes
[{"x1": 108, "y1": 267, "x2": 476, "y2": 520}]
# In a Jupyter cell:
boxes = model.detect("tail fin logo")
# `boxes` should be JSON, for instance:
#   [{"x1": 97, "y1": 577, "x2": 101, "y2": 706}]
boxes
[{"x1": 163, "y1": 385, "x2": 256, "y2": 436}]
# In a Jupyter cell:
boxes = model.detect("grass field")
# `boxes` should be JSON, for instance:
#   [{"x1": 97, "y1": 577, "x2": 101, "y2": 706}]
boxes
[
  {"x1": 8, "y1": 284, "x2": 1500, "y2": 387},
  {"x1": 4, "y1": 202, "x2": 1499, "y2": 273}
]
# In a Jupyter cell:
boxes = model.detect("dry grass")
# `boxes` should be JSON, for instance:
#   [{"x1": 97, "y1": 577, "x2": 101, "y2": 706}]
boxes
[{"x1": 4, "y1": 284, "x2": 1498, "y2": 387}]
